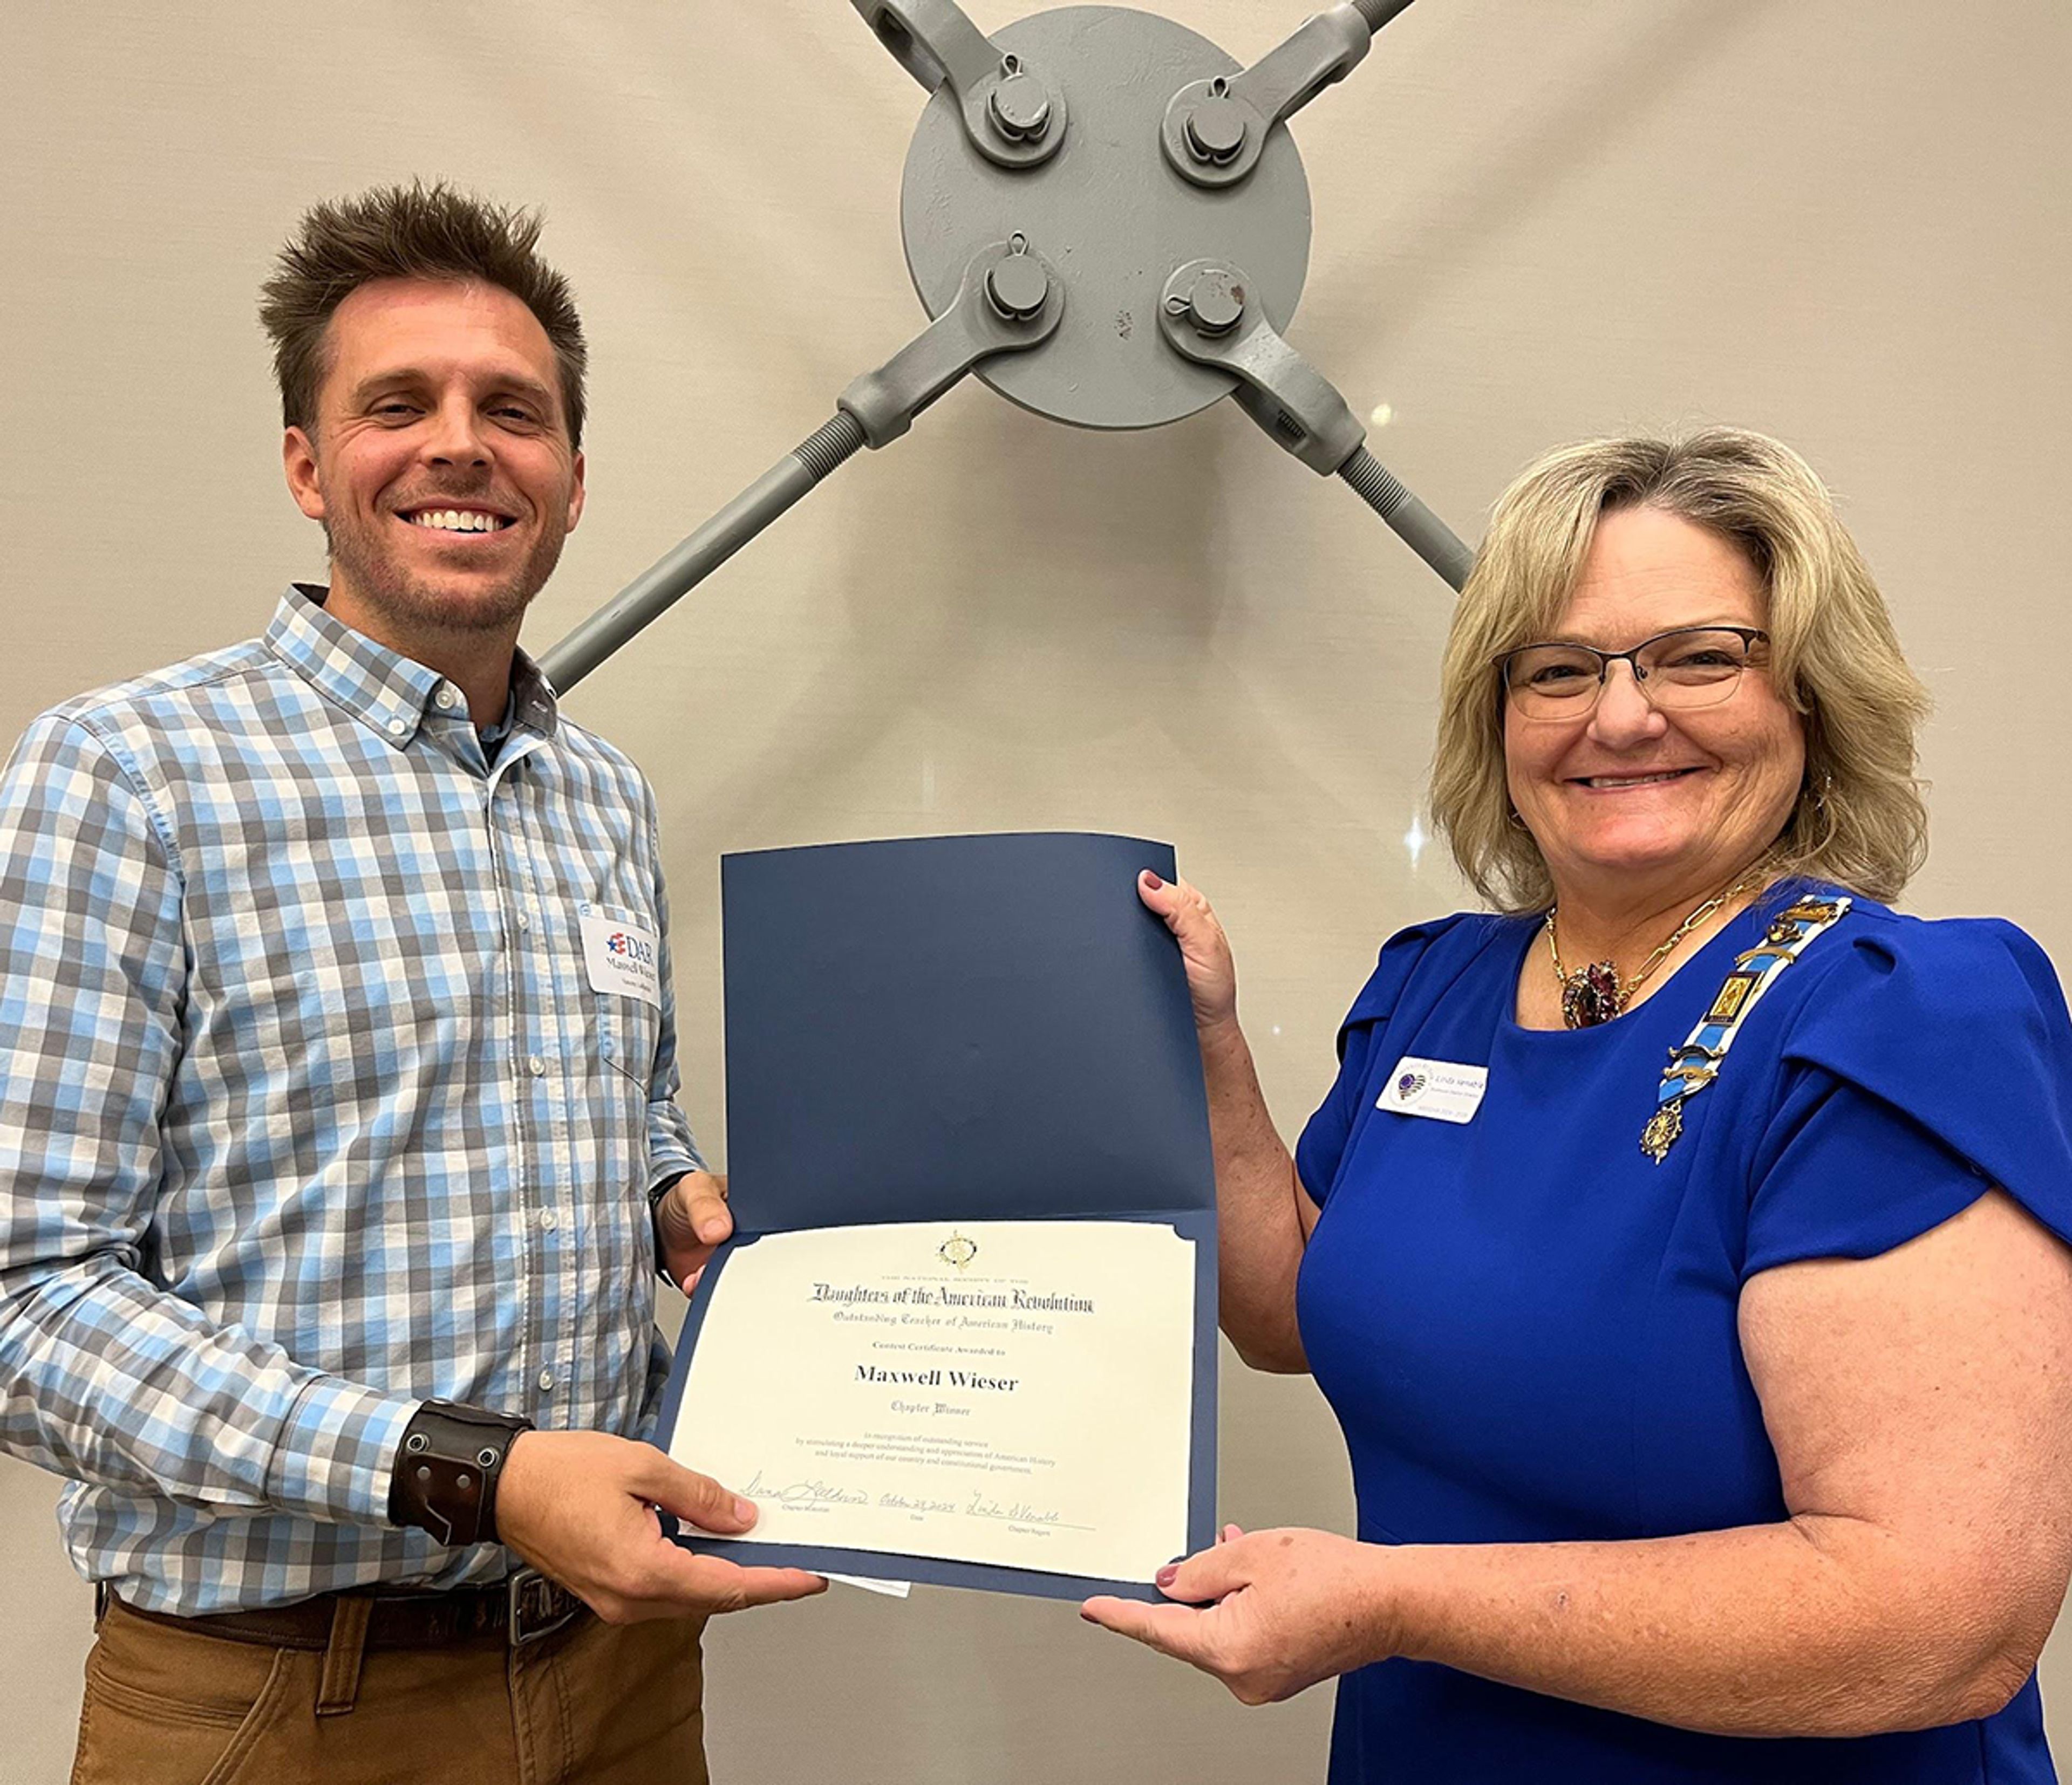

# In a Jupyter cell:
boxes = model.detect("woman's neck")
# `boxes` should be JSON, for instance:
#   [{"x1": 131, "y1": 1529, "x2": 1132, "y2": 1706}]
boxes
[
  {"x1": 1550, "y1": 873, "x2": 1753, "y2": 973},
  {"x1": 1515, "y1": 857, "x2": 1775, "y2": 1032}
]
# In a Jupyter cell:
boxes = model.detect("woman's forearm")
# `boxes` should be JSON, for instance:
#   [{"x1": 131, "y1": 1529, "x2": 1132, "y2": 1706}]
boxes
[
  {"x1": 1197, "y1": 1017, "x2": 1311, "y2": 1371},
  {"x1": 1366, "y1": 1519, "x2": 2036, "y2": 1738}
]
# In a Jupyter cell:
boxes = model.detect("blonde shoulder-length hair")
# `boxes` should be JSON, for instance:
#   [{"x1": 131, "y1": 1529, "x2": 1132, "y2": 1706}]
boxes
[{"x1": 1431, "y1": 428, "x2": 1930, "y2": 913}]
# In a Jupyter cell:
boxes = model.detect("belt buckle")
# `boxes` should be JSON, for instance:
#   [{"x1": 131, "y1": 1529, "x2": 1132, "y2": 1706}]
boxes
[{"x1": 507, "y1": 1568, "x2": 581, "y2": 1648}]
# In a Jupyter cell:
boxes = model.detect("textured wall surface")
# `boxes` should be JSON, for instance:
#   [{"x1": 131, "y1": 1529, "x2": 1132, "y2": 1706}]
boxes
[{"x1": 2, "y1": 2, "x2": 2068, "y2": 1779}]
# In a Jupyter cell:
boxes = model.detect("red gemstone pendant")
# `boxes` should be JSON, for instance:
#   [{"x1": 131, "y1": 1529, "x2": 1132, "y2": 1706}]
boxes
[{"x1": 1561, "y1": 960, "x2": 1625, "y2": 1029}]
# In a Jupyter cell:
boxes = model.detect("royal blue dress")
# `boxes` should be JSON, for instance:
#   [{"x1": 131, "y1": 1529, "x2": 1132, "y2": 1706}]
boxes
[{"x1": 1293, "y1": 886, "x2": 2072, "y2": 1782}]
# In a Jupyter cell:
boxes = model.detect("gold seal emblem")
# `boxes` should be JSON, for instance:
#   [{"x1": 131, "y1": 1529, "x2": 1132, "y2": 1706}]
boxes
[
  {"x1": 1640, "y1": 1098, "x2": 1685, "y2": 1164},
  {"x1": 937, "y1": 1230, "x2": 979, "y2": 1271}
]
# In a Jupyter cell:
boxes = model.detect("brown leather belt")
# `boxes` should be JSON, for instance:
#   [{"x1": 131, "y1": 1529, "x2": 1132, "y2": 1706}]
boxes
[{"x1": 110, "y1": 1568, "x2": 587, "y2": 1651}]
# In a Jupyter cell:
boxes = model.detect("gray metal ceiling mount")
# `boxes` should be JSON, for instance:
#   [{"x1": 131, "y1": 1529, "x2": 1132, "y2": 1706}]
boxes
[{"x1": 542, "y1": 0, "x2": 1470, "y2": 696}]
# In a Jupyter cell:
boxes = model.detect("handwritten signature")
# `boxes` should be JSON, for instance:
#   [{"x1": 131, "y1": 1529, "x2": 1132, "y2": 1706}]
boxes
[
  {"x1": 744, "y1": 1473, "x2": 1085, "y2": 1530},
  {"x1": 743, "y1": 1469, "x2": 868, "y2": 1509},
  {"x1": 965, "y1": 1492, "x2": 1067, "y2": 1527}
]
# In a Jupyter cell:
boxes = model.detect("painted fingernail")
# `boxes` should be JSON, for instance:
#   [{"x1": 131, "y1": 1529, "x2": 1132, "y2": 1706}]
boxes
[
  {"x1": 1155, "y1": 1565, "x2": 1178, "y2": 1588},
  {"x1": 1141, "y1": 870, "x2": 1164, "y2": 890}
]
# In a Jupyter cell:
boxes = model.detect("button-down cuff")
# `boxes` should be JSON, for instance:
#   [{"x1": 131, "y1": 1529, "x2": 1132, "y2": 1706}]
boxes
[
  {"x1": 267, "y1": 1378, "x2": 421, "y2": 1528},
  {"x1": 646, "y1": 1103, "x2": 707, "y2": 1195},
  {"x1": 647, "y1": 1154, "x2": 704, "y2": 1201}
]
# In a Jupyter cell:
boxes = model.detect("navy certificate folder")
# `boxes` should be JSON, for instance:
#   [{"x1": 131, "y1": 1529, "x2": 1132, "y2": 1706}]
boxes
[{"x1": 655, "y1": 831, "x2": 1218, "y2": 1602}]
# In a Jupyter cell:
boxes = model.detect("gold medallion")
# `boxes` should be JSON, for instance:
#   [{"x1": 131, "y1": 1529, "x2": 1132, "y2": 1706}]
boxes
[{"x1": 1640, "y1": 1097, "x2": 1685, "y2": 1164}]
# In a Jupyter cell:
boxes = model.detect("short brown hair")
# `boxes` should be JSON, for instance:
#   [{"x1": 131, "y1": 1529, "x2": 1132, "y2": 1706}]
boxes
[
  {"x1": 1431, "y1": 429, "x2": 1932, "y2": 910},
  {"x1": 259, "y1": 180, "x2": 588, "y2": 448}
]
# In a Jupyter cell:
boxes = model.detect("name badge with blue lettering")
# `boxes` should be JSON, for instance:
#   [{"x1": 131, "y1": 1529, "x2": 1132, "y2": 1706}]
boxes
[
  {"x1": 580, "y1": 911, "x2": 662, "y2": 1009},
  {"x1": 1377, "y1": 1056, "x2": 1488, "y2": 1125}
]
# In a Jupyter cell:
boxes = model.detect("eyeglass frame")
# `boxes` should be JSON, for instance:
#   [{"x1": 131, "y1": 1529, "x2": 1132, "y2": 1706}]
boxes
[{"x1": 1494, "y1": 624, "x2": 1771, "y2": 720}]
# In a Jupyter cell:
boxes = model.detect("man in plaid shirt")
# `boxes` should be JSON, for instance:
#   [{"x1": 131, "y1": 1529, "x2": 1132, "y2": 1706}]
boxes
[{"x1": 0, "y1": 182, "x2": 824, "y2": 1783}]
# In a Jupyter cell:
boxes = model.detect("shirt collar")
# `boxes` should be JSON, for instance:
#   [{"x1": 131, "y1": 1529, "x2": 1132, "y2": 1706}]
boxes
[
  {"x1": 507, "y1": 645, "x2": 560, "y2": 738},
  {"x1": 264, "y1": 584, "x2": 560, "y2": 748}
]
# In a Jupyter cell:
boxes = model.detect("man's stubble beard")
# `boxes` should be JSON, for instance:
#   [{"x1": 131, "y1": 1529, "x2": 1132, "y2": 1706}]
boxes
[{"x1": 323, "y1": 506, "x2": 571, "y2": 641}]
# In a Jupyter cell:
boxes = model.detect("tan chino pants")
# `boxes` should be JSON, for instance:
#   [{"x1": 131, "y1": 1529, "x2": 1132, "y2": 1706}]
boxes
[{"x1": 70, "y1": 1595, "x2": 710, "y2": 1785}]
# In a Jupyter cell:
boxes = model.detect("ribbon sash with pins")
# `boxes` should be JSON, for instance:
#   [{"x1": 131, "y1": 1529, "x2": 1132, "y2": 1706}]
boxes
[{"x1": 1640, "y1": 894, "x2": 1853, "y2": 1164}]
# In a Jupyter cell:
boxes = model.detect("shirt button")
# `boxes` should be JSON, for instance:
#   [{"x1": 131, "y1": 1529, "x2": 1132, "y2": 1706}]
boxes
[
  {"x1": 537, "y1": 1370, "x2": 556, "y2": 1394},
  {"x1": 387, "y1": 717, "x2": 407, "y2": 737},
  {"x1": 516, "y1": 911, "x2": 530, "y2": 932},
  {"x1": 601, "y1": 1038, "x2": 614, "y2": 1058},
  {"x1": 527, "y1": 1055, "x2": 546, "y2": 1077},
  {"x1": 539, "y1": 1209, "x2": 558, "y2": 1232},
  {"x1": 435, "y1": 685, "x2": 460, "y2": 711}
]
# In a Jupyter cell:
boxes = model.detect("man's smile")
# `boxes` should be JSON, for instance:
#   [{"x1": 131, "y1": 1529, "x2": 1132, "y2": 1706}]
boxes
[{"x1": 398, "y1": 506, "x2": 516, "y2": 534}]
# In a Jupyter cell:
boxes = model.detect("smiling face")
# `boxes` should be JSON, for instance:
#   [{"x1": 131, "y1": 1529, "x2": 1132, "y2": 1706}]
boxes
[
  {"x1": 282, "y1": 276, "x2": 585, "y2": 644},
  {"x1": 1504, "y1": 504, "x2": 1805, "y2": 907}
]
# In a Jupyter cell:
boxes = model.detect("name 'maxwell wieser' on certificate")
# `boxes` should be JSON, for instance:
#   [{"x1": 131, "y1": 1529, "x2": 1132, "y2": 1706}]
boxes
[{"x1": 669, "y1": 1218, "x2": 1196, "y2": 1583}]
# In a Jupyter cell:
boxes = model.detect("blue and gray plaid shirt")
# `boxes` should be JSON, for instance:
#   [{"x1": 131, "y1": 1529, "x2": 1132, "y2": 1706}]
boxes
[{"x1": 0, "y1": 586, "x2": 704, "y2": 1613}]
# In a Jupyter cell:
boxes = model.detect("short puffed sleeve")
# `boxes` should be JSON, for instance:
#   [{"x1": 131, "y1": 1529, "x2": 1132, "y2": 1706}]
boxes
[
  {"x1": 1743, "y1": 914, "x2": 2072, "y2": 1276},
  {"x1": 1294, "y1": 914, "x2": 1483, "y2": 1206}
]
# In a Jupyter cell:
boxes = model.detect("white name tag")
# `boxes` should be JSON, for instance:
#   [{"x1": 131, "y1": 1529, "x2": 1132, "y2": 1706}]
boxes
[
  {"x1": 1376, "y1": 1056, "x2": 1488, "y2": 1125},
  {"x1": 580, "y1": 911, "x2": 662, "y2": 1010}
]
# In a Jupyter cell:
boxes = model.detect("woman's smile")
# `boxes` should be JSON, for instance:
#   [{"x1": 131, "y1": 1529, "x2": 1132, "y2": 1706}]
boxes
[{"x1": 1566, "y1": 766, "x2": 1709, "y2": 791}]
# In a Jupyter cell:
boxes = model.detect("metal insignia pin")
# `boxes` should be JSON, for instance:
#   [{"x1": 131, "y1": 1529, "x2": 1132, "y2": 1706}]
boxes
[{"x1": 1641, "y1": 1098, "x2": 1685, "y2": 1164}]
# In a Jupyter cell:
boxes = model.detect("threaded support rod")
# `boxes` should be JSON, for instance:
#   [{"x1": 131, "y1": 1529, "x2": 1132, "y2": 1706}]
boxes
[
  {"x1": 1339, "y1": 446, "x2": 1475, "y2": 591},
  {"x1": 539, "y1": 412, "x2": 868, "y2": 694},
  {"x1": 795, "y1": 410, "x2": 869, "y2": 483},
  {"x1": 1351, "y1": 0, "x2": 1415, "y2": 33}
]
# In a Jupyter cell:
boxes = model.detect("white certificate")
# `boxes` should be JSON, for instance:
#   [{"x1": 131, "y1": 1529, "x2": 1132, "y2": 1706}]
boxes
[{"x1": 668, "y1": 1218, "x2": 1197, "y2": 1583}]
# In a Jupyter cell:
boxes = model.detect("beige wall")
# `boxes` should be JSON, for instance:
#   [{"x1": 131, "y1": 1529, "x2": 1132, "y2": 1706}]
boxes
[{"x1": 3, "y1": 1, "x2": 2069, "y2": 1778}]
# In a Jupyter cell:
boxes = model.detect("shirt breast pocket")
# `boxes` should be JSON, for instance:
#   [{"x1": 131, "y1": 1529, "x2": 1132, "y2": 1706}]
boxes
[{"x1": 583, "y1": 902, "x2": 663, "y2": 1093}]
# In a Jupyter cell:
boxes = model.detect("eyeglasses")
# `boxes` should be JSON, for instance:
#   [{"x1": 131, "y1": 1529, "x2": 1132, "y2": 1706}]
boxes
[{"x1": 1497, "y1": 626, "x2": 1770, "y2": 721}]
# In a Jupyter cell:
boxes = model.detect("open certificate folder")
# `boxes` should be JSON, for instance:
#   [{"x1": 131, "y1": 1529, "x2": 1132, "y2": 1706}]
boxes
[{"x1": 652, "y1": 833, "x2": 1218, "y2": 1603}]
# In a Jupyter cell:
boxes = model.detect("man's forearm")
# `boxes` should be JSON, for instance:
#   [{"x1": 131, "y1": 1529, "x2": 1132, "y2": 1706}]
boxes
[
  {"x1": 1369, "y1": 1520, "x2": 2030, "y2": 1738},
  {"x1": 0, "y1": 719, "x2": 425, "y2": 1521},
  {"x1": 0, "y1": 1252, "x2": 416, "y2": 1527}
]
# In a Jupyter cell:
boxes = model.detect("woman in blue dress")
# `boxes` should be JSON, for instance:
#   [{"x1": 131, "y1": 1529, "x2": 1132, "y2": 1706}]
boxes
[{"x1": 1082, "y1": 428, "x2": 2072, "y2": 1781}]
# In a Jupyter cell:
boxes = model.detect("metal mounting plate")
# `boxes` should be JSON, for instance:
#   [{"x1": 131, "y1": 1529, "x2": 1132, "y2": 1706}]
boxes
[{"x1": 899, "y1": 5, "x2": 1314, "y2": 431}]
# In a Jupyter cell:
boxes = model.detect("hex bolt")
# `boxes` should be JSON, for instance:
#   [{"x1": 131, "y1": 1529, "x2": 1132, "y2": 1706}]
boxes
[
  {"x1": 1180, "y1": 269, "x2": 1246, "y2": 337},
  {"x1": 985, "y1": 246, "x2": 1051, "y2": 324},
  {"x1": 989, "y1": 60, "x2": 1052, "y2": 143},
  {"x1": 1183, "y1": 80, "x2": 1248, "y2": 166}
]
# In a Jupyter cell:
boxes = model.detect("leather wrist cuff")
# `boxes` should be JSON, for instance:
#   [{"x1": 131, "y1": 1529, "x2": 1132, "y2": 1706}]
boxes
[
  {"x1": 387, "y1": 1401, "x2": 534, "y2": 1548},
  {"x1": 649, "y1": 1173, "x2": 685, "y2": 1270},
  {"x1": 648, "y1": 1173, "x2": 684, "y2": 1223}
]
